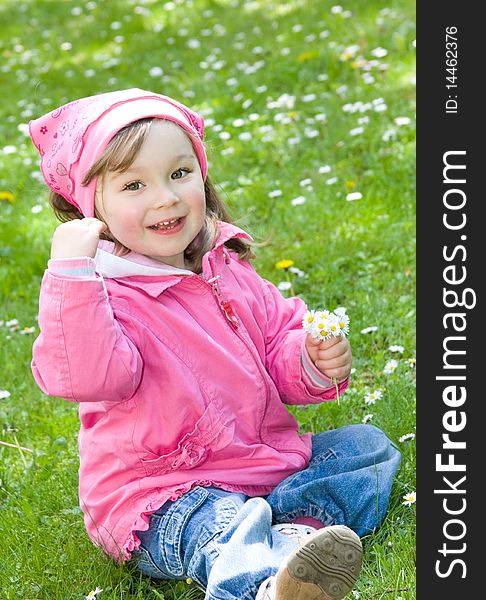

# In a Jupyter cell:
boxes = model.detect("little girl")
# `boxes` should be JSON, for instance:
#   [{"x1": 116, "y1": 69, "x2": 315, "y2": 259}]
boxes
[{"x1": 29, "y1": 88, "x2": 401, "y2": 600}]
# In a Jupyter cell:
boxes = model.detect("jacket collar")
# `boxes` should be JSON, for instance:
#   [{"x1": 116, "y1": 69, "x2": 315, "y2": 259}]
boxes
[{"x1": 96, "y1": 221, "x2": 252, "y2": 298}]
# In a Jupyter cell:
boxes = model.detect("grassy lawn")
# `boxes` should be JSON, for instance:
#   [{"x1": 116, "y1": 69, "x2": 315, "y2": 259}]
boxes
[{"x1": 0, "y1": 0, "x2": 415, "y2": 598}]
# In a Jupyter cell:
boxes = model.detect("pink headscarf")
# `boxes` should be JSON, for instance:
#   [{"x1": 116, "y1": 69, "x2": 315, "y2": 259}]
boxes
[{"x1": 29, "y1": 88, "x2": 207, "y2": 217}]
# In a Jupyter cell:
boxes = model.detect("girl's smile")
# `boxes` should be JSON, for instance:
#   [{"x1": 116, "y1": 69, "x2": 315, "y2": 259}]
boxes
[{"x1": 95, "y1": 120, "x2": 206, "y2": 270}]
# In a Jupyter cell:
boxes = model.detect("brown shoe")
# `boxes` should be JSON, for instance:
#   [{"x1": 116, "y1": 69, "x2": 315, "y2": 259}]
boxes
[{"x1": 258, "y1": 525, "x2": 363, "y2": 600}]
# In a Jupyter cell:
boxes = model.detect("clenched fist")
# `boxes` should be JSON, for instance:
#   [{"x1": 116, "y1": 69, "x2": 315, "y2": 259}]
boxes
[
  {"x1": 50, "y1": 218, "x2": 107, "y2": 260},
  {"x1": 304, "y1": 334, "x2": 352, "y2": 382}
]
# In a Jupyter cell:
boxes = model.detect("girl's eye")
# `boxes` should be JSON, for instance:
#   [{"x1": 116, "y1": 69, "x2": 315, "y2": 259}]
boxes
[
  {"x1": 171, "y1": 168, "x2": 190, "y2": 180},
  {"x1": 122, "y1": 181, "x2": 144, "y2": 191}
]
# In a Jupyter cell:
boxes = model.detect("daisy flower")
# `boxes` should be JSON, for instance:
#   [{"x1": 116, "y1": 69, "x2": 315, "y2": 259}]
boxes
[
  {"x1": 402, "y1": 491, "x2": 416, "y2": 506},
  {"x1": 389, "y1": 345, "x2": 404, "y2": 353},
  {"x1": 383, "y1": 359, "x2": 398, "y2": 374},
  {"x1": 85, "y1": 587, "x2": 103, "y2": 600},
  {"x1": 360, "y1": 326, "x2": 378, "y2": 334},
  {"x1": 0, "y1": 390, "x2": 11, "y2": 400},
  {"x1": 328, "y1": 314, "x2": 342, "y2": 337},
  {"x1": 364, "y1": 389, "x2": 383, "y2": 405},
  {"x1": 302, "y1": 308, "x2": 350, "y2": 341},
  {"x1": 406, "y1": 357, "x2": 416, "y2": 368},
  {"x1": 399, "y1": 433, "x2": 415, "y2": 443},
  {"x1": 362, "y1": 414, "x2": 374, "y2": 424},
  {"x1": 302, "y1": 309, "x2": 318, "y2": 330}
]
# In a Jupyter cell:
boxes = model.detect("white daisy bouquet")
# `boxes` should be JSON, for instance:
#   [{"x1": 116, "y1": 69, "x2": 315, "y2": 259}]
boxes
[
  {"x1": 302, "y1": 307, "x2": 350, "y2": 403},
  {"x1": 302, "y1": 307, "x2": 350, "y2": 340}
]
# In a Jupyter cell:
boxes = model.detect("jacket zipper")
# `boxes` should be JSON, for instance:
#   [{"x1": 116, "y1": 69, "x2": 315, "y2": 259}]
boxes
[
  {"x1": 207, "y1": 275, "x2": 239, "y2": 330},
  {"x1": 205, "y1": 258, "x2": 271, "y2": 437},
  {"x1": 205, "y1": 258, "x2": 310, "y2": 460}
]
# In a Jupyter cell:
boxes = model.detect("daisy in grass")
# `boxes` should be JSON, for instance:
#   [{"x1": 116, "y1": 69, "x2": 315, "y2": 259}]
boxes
[
  {"x1": 383, "y1": 359, "x2": 398, "y2": 374},
  {"x1": 361, "y1": 325, "x2": 378, "y2": 334},
  {"x1": 364, "y1": 389, "x2": 383, "y2": 405},
  {"x1": 402, "y1": 491, "x2": 416, "y2": 507},
  {"x1": 399, "y1": 433, "x2": 415, "y2": 443},
  {"x1": 85, "y1": 587, "x2": 103, "y2": 600}
]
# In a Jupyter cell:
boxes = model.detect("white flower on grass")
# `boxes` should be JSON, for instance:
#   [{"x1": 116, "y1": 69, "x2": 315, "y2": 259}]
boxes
[
  {"x1": 149, "y1": 66, "x2": 163, "y2": 77},
  {"x1": 278, "y1": 282, "x2": 292, "y2": 292},
  {"x1": 304, "y1": 128, "x2": 319, "y2": 138},
  {"x1": 268, "y1": 189, "x2": 283, "y2": 198},
  {"x1": 291, "y1": 196, "x2": 306, "y2": 206},
  {"x1": 371, "y1": 47, "x2": 388, "y2": 58},
  {"x1": 6, "y1": 319, "x2": 19, "y2": 331},
  {"x1": 319, "y1": 165, "x2": 331, "y2": 174},
  {"x1": 374, "y1": 103, "x2": 388, "y2": 113},
  {"x1": 360, "y1": 326, "x2": 378, "y2": 334},
  {"x1": 2, "y1": 145, "x2": 17, "y2": 155},
  {"x1": 399, "y1": 433, "x2": 415, "y2": 443},
  {"x1": 326, "y1": 177, "x2": 338, "y2": 185},
  {"x1": 406, "y1": 357, "x2": 416, "y2": 368},
  {"x1": 402, "y1": 491, "x2": 416, "y2": 506},
  {"x1": 346, "y1": 192, "x2": 362, "y2": 202},
  {"x1": 349, "y1": 126, "x2": 364, "y2": 136},
  {"x1": 362, "y1": 414, "x2": 374, "y2": 424},
  {"x1": 364, "y1": 389, "x2": 383, "y2": 405},
  {"x1": 85, "y1": 587, "x2": 103, "y2": 600},
  {"x1": 19, "y1": 326, "x2": 36, "y2": 335},
  {"x1": 299, "y1": 178, "x2": 312, "y2": 188},
  {"x1": 389, "y1": 345, "x2": 404, "y2": 353},
  {"x1": 384, "y1": 359, "x2": 398, "y2": 374},
  {"x1": 382, "y1": 129, "x2": 396, "y2": 142},
  {"x1": 289, "y1": 267, "x2": 306, "y2": 278},
  {"x1": 31, "y1": 205, "x2": 43, "y2": 213},
  {"x1": 0, "y1": 390, "x2": 11, "y2": 400},
  {"x1": 394, "y1": 116, "x2": 411, "y2": 126}
]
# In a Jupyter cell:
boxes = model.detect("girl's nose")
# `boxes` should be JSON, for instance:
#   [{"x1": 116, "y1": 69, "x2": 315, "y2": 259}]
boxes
[{"x1": 154, "y1": 184, "x2": 180, "y2": 208}]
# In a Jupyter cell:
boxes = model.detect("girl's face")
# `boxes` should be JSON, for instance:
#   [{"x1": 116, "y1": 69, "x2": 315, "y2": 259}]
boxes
[{"x1": 96, "y1": 120, "x2": 206, "y2": 269}]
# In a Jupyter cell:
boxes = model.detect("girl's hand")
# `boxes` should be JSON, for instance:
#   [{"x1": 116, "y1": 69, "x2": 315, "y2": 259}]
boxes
[
  {"x1": 305, "y1": 334, "x2": 352, "y2": 382},
  {"x1": 50, "y1": 218, "x2": 107, "y2": 259}
]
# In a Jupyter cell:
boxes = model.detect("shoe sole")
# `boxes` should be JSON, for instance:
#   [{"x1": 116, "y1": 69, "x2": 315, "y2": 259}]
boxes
[{"x1": 275, "y1": 525, "x2": 363, "y2": 600}]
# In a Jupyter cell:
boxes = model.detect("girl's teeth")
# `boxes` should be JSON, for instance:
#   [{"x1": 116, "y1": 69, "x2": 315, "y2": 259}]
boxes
[{"x1": 152, "y1": 218, "x2": 180, "y2": 230}]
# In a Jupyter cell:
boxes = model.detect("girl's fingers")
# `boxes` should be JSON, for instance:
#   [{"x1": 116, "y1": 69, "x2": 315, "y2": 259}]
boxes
[{"x1": 317, "y1": 337, "x2": 350, "y2": 360}]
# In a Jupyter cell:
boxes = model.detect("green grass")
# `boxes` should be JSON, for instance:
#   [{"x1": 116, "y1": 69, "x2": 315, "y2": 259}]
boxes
[{"x1": 0, "y1": 0, "x2": 415, "y2": 598}]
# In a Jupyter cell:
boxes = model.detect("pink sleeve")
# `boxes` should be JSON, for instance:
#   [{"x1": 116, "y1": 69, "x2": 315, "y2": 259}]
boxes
[
  {"x1": 31, "y1": 270, "x2": 143, "y2": 403},
  {"x1": 47, "y1": 257, "x2": 97, "y2": 279},
  {"x1": 261, "y1": 279, "x2": 348, "y2": 404}
]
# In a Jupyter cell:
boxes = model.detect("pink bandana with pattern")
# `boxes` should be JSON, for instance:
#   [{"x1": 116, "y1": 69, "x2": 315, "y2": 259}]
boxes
[{"x1": 29, "y1": 88, "x2": 207, "y2": 217}]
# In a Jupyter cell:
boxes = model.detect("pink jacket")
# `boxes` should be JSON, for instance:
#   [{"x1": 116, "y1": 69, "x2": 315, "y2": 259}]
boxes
[{"x1": 32, "y1": 222, "x2": 347, "y2": 561}]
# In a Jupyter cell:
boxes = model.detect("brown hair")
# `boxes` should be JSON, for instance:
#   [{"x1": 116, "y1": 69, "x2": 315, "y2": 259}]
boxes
[{"x1": 48, "y1": 118, "x2": 255, "y2": 273}]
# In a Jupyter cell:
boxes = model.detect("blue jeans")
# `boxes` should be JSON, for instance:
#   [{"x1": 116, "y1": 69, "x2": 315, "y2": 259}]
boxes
[{"x1": 131, "y1": 424, "x2": 401, "y2": 600}]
